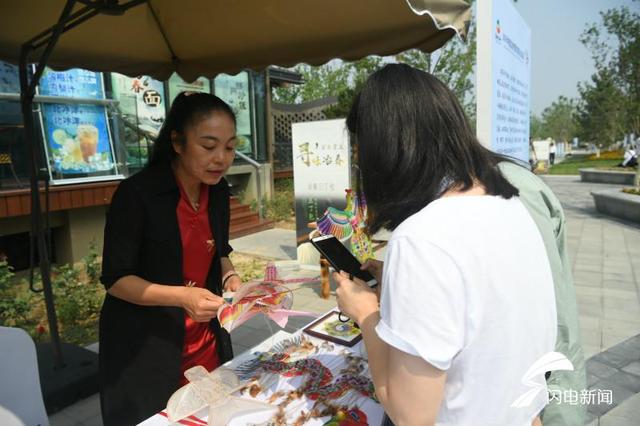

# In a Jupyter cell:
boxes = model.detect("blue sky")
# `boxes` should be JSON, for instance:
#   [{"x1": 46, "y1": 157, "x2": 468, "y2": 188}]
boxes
[{"x1": 512, "y1": 0, "x2": 638, "y2": 115}]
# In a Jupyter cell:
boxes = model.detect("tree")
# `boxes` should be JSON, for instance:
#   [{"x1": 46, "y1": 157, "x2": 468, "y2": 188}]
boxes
[
  {"x1": 530, "y1": 114, "x2": 545, "y2": 140},
  {"x1": 540, "y1": 96, "x2": 578, "y2": 144},
  {"x1": 580, "y1": 2, "x2": 640, "y2": 136},
  {"x1": 271, "y1": 5, "x2": 477, "y2": 123},
  {"x1": 576, "y1": 69, "x2": 626, "y2": 147},
  {"x1": 395, "y1": 20, "x2": 476, "y2": 122},
  {"x1": 271, "y1": 62, "x2": 350, "y2": 104}
]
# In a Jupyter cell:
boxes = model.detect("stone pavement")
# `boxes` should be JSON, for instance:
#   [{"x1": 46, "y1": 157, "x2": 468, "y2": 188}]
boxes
[
  {"x1": 539, "y1": 175, "x2": 640, "y2": 425},
  {"x1": 49, "y1": 175, "x2": 640, "y2": 426}
]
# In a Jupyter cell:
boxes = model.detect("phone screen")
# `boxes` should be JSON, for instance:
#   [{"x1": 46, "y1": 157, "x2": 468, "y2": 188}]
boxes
[{"x1": 311, "y1": 235, "x2": 377, "y2": 286}]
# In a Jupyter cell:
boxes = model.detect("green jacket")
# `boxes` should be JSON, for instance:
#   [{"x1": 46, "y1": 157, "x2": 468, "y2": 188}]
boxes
[{"x1": 499, "y1": 162, "x2": 587, "y2": 426}]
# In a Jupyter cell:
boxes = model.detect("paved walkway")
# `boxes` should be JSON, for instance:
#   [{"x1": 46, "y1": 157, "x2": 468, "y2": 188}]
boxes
[
  {"x1": 49, "y1": 175, "x2": 640, "y2": 426},
  {"x1": 541, "y1": 175, "x2": 640, "y2": 425}
]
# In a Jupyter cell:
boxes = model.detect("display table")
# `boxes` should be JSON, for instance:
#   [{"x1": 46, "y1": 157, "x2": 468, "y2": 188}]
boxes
[{"x1": 139, "y1": 312, "x2": 383, "y2": 426}]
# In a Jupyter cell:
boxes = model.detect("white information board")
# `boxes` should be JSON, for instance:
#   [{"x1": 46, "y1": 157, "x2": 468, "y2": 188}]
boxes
[
  {"x1": 291, "y1": 119, "x2": 351, "y2": 244},
  {"x1": 477, "y1": 0, "x2": 531, "y2": 164}
]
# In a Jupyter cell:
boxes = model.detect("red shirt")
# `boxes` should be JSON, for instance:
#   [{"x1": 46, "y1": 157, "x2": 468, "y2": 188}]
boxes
[{"x1": 176, "y1": 180, "x2": 220, "y2": 386}]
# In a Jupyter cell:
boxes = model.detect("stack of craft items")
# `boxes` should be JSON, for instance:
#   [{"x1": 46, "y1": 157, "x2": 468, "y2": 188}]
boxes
[{"x1": 164, "y1": 335, "x2": 382, "y2": 425}]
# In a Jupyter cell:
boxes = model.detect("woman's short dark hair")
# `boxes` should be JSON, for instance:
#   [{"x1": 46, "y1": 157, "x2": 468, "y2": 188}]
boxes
[
  {"x1": 347, "y1": 63, "x2": 519, "y2": 234},
  {"x1": 150, "y1": 92, "x2": 236, "y2": 165}
]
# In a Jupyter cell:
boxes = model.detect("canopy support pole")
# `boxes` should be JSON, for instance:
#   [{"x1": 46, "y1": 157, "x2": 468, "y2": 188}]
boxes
[{"x1": 18, "y1": 0, "x2": 147, "y2": 370}]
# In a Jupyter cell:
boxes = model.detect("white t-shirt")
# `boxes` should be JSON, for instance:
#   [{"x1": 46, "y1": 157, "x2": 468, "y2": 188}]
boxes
[{"x1": 375, "y1": 195, "x2": 557, "y2": 426}]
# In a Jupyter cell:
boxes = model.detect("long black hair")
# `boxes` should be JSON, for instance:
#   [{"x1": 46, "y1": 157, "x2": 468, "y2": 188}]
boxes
[
  {"x1": 149, "y1": 92, "x2": 236, "y2": 166},
  {"x1": 347, "y1": 63, "x2": 519, "y2": 234}
]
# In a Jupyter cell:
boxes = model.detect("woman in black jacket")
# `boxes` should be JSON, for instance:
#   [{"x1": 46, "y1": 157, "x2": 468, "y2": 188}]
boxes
[{"x1": 99, "y1": 92, "x2": 242, "y2": 425}]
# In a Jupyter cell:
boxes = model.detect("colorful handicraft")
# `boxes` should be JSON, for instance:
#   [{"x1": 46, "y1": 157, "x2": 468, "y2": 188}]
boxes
[
  {"x1": 165, "y1": 365, "x2": 276, "y2": 425},
  {"x1": 217, "y1": 264, "x2": 319, "y2": 332},
  {"x1": 315, "y1": 189, "x2": 372, "y2": 262},
  {"x1": 234, "y1": 335, "x2": 379, "y2": 425}
]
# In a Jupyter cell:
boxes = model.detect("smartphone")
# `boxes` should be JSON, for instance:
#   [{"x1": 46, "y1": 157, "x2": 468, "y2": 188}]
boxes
[{"x1": 310, "y1": 234, "x2": 378, "y2": 288}]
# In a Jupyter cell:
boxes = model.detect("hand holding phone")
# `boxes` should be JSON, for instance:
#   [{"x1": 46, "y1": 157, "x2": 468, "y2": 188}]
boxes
[{"x1": 310, "y1": 235, "x2": 378, "y2": 288}]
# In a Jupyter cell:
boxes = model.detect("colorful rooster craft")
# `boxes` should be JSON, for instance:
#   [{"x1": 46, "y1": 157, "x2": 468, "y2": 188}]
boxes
[
  {"x1": 217, "y1": 264, "x2": 318, "y2": 332},
  {"x1": 315, "y1": 189, "x2": 372, "y2": 262}
]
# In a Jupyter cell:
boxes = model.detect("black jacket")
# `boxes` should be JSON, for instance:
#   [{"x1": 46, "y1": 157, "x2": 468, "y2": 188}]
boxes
[{"x1": 99, "y1": 164, "x2": 234, "y2": 426}]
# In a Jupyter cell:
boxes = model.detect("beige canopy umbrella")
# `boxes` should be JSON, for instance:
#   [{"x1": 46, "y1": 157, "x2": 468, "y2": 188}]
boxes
[
  {"x1": 0, "y1": 0, "x2": 470, "y2": 81},
  {"x1": 0, "y1": 0, "x2": 470, "y2": 370}
]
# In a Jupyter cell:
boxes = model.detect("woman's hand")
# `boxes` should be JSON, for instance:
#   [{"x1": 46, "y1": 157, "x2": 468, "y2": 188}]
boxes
[
  {"x1": 180, "y1": 287, "x2": 225, "y2": 322},
  {"x1": 333, "y1": 271, "x2": 379, "y2": 324},
  {"x1": 361, "y1": 259, "x2": 383, "y2": 284},
  {"x1": 224, "y1": 274, "x2": 243, "y2": 292}
]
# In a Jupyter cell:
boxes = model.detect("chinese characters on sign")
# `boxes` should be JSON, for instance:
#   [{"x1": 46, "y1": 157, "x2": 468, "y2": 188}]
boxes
[
  {"x1": 37, "y1": 68, "x2": 119, "y2": 182},
  {"x1": 292, "y1": 119, "x2": 351, "y2": 245},
  {"x1": 477, "y1": 0, "x2": 531, "y2": 164},
  {"x1": 111, "y1": 73, "x2": 166, "y2": 137},
  {"x1": 214, "y1": 72, "x2": 253, "y2": 154},
  {"x1": 296, "y1": 142, "x2": 346, "y2": 168}
]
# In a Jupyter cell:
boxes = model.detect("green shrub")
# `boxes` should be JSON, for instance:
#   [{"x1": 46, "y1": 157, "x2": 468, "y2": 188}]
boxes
[
  {"x1": 0, "y1": 242, "x2": 106, "y2": 345},
  {"x1": 250, "y1": 178, "x2": 295, "y2": 221}
]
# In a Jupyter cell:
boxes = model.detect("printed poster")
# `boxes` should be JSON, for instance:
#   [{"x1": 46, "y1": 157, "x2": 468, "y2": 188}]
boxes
[
  {"x1": 37, "y1": 68, "x2": 119, "y2": 182},
  {"x1": 215, "y1": 71, "x2": 253, "y2": 154}
]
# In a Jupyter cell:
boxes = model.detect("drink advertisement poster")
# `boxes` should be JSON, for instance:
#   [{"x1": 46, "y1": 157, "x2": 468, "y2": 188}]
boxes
[
  {"x1": 214, "y1": 71, "x2": 253, "y2": 154},
  {"x1": 110, "y1": 73, "x2": 166, "y2": 137},
  {"x1": 37, "y1": 68, "x2": 120, "y2": 183}
]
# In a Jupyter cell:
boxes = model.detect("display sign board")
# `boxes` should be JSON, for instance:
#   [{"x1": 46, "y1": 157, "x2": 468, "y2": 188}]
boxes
[
  {"x1": 110, "y1": 73, "x2": 166, "y2": 137},
  {"x1": 477, "y1": 0, "x2": 531, "y2": 164},
  {"x1": 292, "y1": 119, "x2": 351, "y2": 246},
  {"x1": 37, "y1": 68, "x2": 120, "y2": 184},
  {"x1": 167, "y1": 73, "x2": 211, "y2": 105},
  {"x1": 214, "y1": 71, "x2": 253, "y2": 154}
]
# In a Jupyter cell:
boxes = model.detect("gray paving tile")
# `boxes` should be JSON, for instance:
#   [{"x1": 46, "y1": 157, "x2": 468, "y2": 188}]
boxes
[
  {"x1": 49, "y1": 411, "x2": 80, "y2": 426},
  {"x1": 599, "y1": 412, "x2": 640, "y2": 426},
  {"x1": 576, "y1": 286, "x2": 603, "y2": 297},
  {"x1": 583, "y1": 344, "x2": 602, "y2": 359},
  {"x1": 606, "y1": 370, "x2": 640, "y2": 393},
  {"x1": 602, "y1": 273, "x2": 636, "y2": 284},
  {"x1": 603, "y1": 333, "x2": 634, "y2": 350},
  {"x1": 621, "y1": 361, "x2": 640, "y2": 377},
  {"x1": 58, "y1": 394, "x2": 100, "y2": 424},
  {"x1": 581, "y1": 329, "x2": 602, "y2": 346},
  {"x1": 592, "y1": 350, "x2": 632, "y2": 369},
  {"x1": 575, "y1": 263, "x2": 603, "y2": 273},
  {"x1": 601, "y1": 392, "x2": 640, "y2": 423},
  {"x1": 80, "y1": 414, "x2": 103, "y2": 426},
  {"x1": 586, "y1": 359, "x2": 619, "y2": 381},
  {"x1": 587, "y1": 380, "x2": 634, "y2": 416}
]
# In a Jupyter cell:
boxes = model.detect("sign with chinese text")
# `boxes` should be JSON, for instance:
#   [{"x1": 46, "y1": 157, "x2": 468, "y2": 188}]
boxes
[
  {"x1": 167, "y1": 73, "x2": 211, "y2": 105},
  {"x1": 292, "y1": 119, "x2": 351, "y2": 246},
  {"x1": 110, "y1": 73, "x2": 166, "y2": 137},
  {"x1": 477, "y1": 0, "x2": 531, "y2": 164},
  {"x1": 37, "y1": 68, "x2": 119, "y2": 183},
  {"x1": 214, "y1": 71, "x2": 253, "y2": 154}
]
